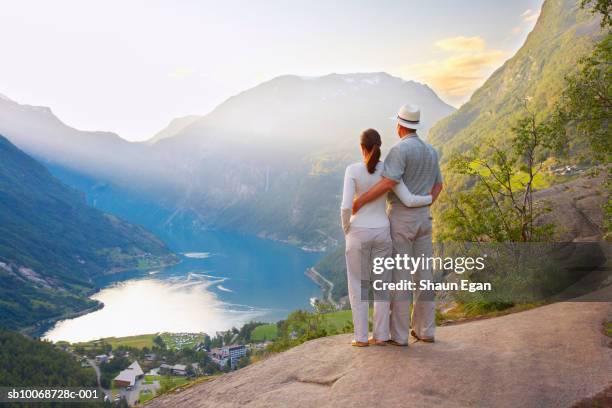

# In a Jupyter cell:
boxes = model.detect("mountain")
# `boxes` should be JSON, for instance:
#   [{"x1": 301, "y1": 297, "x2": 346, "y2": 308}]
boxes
[
  {"x1": 147, "y1": 115, "x2": 202, "y2": 144},
  {"x1": 0, "y1": 97, "x2": 175, "y2": 198},
  {"x1": 428, "y1": 0, "x2": 602, "y2": 160},
  {"x1": 0, "y1": 135, "x2": 176, "y2": 331},
  {"x1": 0, "y1": 73, "x2": 454, "y2": 247},
  {"x1": 146, "y1": 73, "x2": 454, "y2": 246}
]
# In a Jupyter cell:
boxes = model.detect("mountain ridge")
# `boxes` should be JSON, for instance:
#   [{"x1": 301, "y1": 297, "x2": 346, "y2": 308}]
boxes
[{"x1": 0, "y1": 72, "x2": 455, "y2": 247}]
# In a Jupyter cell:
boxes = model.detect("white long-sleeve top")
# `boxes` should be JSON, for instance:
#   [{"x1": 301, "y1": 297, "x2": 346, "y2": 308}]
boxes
[{"x1": 340, "y1": 161, "x2": 432, "y2": 229}]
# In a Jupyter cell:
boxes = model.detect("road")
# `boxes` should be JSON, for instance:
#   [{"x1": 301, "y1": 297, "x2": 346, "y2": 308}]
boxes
[
  {"x1": 306, "y1": 267, "x2": 338, "y2": 308},
  {"x1": 86, "y1": 358, "x2": 112, "y2": 402}
]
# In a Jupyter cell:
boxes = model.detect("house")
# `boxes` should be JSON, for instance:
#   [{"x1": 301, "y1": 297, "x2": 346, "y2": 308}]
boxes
[
  {"x1": 159, "y1": 364, "x2": 173, "y2": 374},
  {"x1": 144, "y1": 353, "x2": 157, "y2": 361},
  {"x1": 227, "y1": 345, "x2": 247, "y2": 368},
  {"x1": 159, "y1": 363, "x2": 189, "y2": 376},
  {"x1": 210, "y1": 345, "x2": 247, "y2": 369},
  {"x1": 113, "y1": 361, "x2": 144, "y2": 388},
  {"x1": 95, "y1": 354, "x2": 109, "y2": 364},
  {"x1": 172, "y1": 364, "x2": 187, "y2": 376}
]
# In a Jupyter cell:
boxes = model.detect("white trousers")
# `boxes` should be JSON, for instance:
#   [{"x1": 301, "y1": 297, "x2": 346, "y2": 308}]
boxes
[
  {"x1": 345, "y1": 226, "x2": 392, "y2": 342},
  {"x1": 389, "y1": 205, "x2": 436, "y2": 344}
]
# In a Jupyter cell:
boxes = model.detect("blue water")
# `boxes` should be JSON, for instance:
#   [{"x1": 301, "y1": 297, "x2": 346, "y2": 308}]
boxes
[
  {"x1": 43, "y1": 165, "x2": 324, "y2": 342},
  {"x1": 97, "y1": 227, "x2": 323, "y2": 318}
]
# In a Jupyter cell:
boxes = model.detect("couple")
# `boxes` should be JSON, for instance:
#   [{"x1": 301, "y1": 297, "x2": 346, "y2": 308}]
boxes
[{"x1": 341, "y1": 104, "x2": 443, "y2": 347}]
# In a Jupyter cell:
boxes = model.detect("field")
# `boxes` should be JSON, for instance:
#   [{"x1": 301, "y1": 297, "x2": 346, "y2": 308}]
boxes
[
  {"x1": 73, "y1": 332, "x2": 208, "y2": 350},
  {"x1": 251, "y1": 310, "x2": 355, "y2": 342},
  {"x1": 251, "y1": 324, "x2": 278, "y2": 341},
  {"x1": 74, "y1": 333, "x2": 156, "y2": 350}
]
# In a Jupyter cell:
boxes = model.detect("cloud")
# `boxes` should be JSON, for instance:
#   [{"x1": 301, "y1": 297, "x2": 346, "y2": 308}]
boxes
[
  {"x1": 521, "y1": 8, "x2": 540, "y2": 23},
  {"x1": 512, "y1": 8, "x2": 540, "y2": 35},
  {"x1": 398, "y1": 37, "x2": 506, "y2": 105},
  {"x1": 435, "y1": 36, "x2": 485, "y2": 52},
  {"x1": 168, "y1": 67, "x2": 196, "y2": 79}
]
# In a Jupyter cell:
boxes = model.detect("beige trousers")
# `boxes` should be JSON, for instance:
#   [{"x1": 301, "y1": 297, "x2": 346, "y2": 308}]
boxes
[
  {"x1": 389, "y1": 205, "x2": 436, "y2": 344},
  {"x1": 345, "y1": 226, "x2": 392, "y2": 342}
]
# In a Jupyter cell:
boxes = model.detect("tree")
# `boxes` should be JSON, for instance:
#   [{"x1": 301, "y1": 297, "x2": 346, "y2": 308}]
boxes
[
  {"x1": 581, "y1": 0, "x2": 612, "y2": 28},
  {"x1": 441, "y1": 107, "x2": 564, "y2": 242},
  {"x1": 554, "y1": 33, "x2": 611, "y2": 162},
  {"x1": 312, "y1": 300, "x2": 336, "y2": 314},
  {"x1": 153, "y1": 335, "x2": 166, "y2": 350},
  {"x1": 203, "y1": 334, "x2": 212, "y2": 350}
]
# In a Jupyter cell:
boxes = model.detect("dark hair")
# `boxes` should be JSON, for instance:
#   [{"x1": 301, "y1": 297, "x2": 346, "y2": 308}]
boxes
[{"x1": 360, "y1": 128, "x2": 382, "y2": 174}]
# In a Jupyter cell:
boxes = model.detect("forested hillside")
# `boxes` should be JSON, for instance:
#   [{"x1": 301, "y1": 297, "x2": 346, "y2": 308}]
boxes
[
  {"x1": 0, "y1": 135, "x2": 177, "y2": 330},
  {"x1": 0, "y1": 330, "x2": 104, "y2": 407},
  {"x1": 0, "y1": 330, "x2": 97, "y2": 387}
]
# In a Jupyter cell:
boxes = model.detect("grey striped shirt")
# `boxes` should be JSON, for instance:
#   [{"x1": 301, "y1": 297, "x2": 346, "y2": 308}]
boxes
[{"x1": 382, "y1": 134, "x2": 442, "y2": 204}]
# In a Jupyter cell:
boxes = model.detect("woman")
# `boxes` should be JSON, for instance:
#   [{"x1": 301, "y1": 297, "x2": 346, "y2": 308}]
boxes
[{"x1": 341, "y1": 128, "x2": 432, "y2": 347}]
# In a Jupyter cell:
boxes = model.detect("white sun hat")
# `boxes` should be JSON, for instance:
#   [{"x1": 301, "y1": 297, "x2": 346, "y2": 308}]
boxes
[{"x1": 396, "y1": 104, "x2": 422, "y2": 130}]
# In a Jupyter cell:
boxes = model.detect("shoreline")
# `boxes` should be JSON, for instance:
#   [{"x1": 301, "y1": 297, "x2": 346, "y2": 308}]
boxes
[
  {"x1": 26, "y1": 234, "x2": 321, "y2": 342},
  {"x1": 21, "y1": 302, "x2": 104, "y2": 339},
  {"x1": 25, "y1": 257, "x2": 183, "y2": 340},
  {"x1": 105, "y1": 255, "x2": 182, "y2": 276}
]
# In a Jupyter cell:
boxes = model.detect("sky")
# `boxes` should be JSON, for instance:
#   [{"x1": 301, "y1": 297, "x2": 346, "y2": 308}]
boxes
[{"x1": 0, "y1": 0, "x2": 543, "y2": 141}]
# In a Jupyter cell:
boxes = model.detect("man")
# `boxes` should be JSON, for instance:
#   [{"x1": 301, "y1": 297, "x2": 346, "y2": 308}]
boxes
[{"x1": 353, "y1": 104, "x2": 443, "y2": 345}]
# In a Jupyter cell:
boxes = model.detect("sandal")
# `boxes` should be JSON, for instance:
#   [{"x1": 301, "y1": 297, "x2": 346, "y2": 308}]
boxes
[
  {"x1": 411, "y1": 329, "x2": 435, "y2": 343},
  {"x1": 368, "y1": 337, "x2": 387, "y2": 346}
]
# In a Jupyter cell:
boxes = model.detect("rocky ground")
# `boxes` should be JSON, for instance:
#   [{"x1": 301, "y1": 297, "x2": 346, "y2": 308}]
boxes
[
  {"x1": 535, "y1": 171, "x2": 608, "y2": 241},
  {"x1": 147, "y1": 287, "x2": 611, "y2": 408}
]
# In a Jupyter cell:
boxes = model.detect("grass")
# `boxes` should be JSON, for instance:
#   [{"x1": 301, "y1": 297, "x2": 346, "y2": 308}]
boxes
[
  {"x1": 321, "y1": 310, "x2": 354, "y2": 332},
  {"x1": 251, "y1": 324, "x2": 278, "y2": 341},
  {"x1": 436, "y1": 302, "x2": 544, "y2": 324},
  {"x1": 143, "y1": 375, "x2": 157, "y2": 384},
  {"x1": 139, "y1": 389, "x2": 155, "y2": 404},
  {"x1": 159, "y1": 375, "x2": 190, "y2": 390},
  {"x1": 469, "y1": 161, "x2": 555, "y2": 190},
  {"x1": 250, "y1": 314, "x2": 356, "y2": 343},
  {"x1": 75, "y1": 333, "x2": 156, "y2": 350}
]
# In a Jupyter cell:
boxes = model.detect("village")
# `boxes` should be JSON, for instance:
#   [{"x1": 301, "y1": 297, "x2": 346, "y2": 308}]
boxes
[{"x1": 71, "y1": 331, "x2": 274, "y2": 406}]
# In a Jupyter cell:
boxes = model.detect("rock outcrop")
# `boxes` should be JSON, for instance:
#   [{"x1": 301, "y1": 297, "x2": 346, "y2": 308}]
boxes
[
  {"x1": 535, "y1": 172, "x2": 608, "y2": 241},
  {"x1": 147, "y1": 288, "x2": 612, "y2": 408}
]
